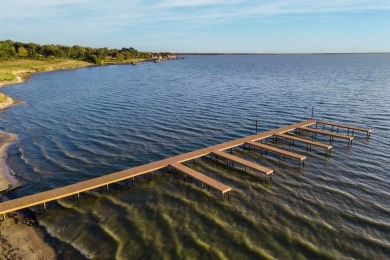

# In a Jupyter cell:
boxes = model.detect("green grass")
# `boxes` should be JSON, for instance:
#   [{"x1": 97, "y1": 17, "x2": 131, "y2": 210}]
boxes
[
  {"x1": 0, "y1": 73, "x2": 16, "y2": 82},
  {"x1": 0, "y1": 59, "x2": 93, "y2": 85}
]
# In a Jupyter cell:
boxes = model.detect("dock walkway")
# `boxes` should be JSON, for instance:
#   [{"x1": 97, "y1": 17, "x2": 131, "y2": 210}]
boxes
[
  {"x1": 275, "y1": 133, "x2": 332, "y2": 156},
  {"x1": 170, "y1": 162, "x2": 231, "y2": 196},
  {"x1": 246, "y1": 141, "x2": 306, "y2": 167},
  {"x1": 212, "y1": 150, "x2": 273, "y2": 178}
]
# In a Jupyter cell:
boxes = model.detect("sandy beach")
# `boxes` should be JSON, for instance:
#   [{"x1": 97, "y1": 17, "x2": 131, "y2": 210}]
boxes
[
  {"x1": 0, "y1": 132, "x2": 58, "y2": 259},
  {"x1": 0, "y1": 131, "x2": 19, "y2": 192}
]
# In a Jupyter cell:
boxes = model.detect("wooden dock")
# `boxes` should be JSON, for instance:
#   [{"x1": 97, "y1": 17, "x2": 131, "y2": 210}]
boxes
[
  {"x1": 212, "y1": 150, "x2": 273, "y2": 178},
  {"x1": 246, "y1": 141, "x2": 306, "y2": 167},
  {"x1": 0, "y1": 119, "x2": 369, "y2": 219},
  {"x1": 315, "y1": 120, "x2": 371, "y2": 137},
  {"x1": 298, "y1": 127, "x2": 354, "y2": 145},
  {"x1": 274, "y1": 133, "x2": 333, "y2": 156},
  {"x1": 170, "y1": 162, "x2": 231, "y2": 197}
]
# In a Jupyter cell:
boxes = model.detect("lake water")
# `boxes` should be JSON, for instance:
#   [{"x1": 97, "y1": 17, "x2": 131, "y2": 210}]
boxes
[{"x1": 1, "y1": 54, "x2": 390, "y2": 259}]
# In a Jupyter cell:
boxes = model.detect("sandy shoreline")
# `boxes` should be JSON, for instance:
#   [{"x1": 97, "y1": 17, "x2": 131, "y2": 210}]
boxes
[
  {"x1": 0, "y1": 212, "x2": 57, "y2": 260},
  {"x1": 0, "y1": 132, "x2": 58, "y2": 259},
  {"x1": 0, "y1": 131, "x2": 19, "y2": 192}
]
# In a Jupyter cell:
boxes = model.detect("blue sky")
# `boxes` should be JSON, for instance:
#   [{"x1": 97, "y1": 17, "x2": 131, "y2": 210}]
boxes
[{"x1": 0, "y1": 0, "x2": 389, "y2": 53}]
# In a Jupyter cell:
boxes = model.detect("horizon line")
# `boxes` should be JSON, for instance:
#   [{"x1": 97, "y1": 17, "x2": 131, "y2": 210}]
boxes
[{"x1": 174, "y1": 52, "x2": 390, "y2": 55}]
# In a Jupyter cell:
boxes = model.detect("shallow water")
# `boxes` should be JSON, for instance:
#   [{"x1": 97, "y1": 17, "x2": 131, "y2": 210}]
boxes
[{"x1": 1, "y1": 54, "x2": 390, "y2": 259}]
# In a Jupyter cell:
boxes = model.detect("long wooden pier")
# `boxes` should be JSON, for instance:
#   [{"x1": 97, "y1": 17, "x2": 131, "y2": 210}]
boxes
[{"x1": 0, "y1": 119, "x2": 370, "y2": 219}]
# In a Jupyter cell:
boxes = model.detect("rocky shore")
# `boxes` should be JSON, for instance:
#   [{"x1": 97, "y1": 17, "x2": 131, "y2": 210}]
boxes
[{"x1": 0, "y1": 212, "x2": 56, "y2": 260}]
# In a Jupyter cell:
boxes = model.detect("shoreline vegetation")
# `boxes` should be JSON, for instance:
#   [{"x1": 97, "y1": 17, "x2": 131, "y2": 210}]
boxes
[{"x1": 0, "y1": 40, "x2": 176, "y2": 259}]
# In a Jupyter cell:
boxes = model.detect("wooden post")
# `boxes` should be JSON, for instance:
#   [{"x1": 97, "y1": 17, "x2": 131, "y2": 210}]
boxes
[
  {"x1": 311, "y1": 107, "x2": 314, "y2": 119},
  {"x1": 2, "y1": 214, "x2": 5, "y2": 221},
  {"x1": 256, "y1": 119, "x2": 258, "y2": 134},
  {"x1": 77, "y1": 193, "x2": 80, "y2": 200},
  {"x1": 43, "y1": 202, "x2": 47, "y2": 212}
]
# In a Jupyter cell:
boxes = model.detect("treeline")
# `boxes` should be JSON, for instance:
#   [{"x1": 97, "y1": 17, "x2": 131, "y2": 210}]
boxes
[{"x1": 0, "y1": 40, "x2": 157, "y2": 64}]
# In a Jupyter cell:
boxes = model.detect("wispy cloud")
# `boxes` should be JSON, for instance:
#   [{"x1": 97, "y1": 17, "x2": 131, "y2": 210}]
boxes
[
  {"x1": 1, "y1": 0, "x2": 389, "y2": 51},
  {"x1": 2, "y1": 0, "x2": 389, "y2": 22}
]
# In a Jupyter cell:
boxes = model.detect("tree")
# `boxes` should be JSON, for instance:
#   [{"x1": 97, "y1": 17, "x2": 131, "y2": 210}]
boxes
[
  {"x1": 17, "y1": 46, "x2": 28, "y2": 58},
  {"x1": 117, "y1": 53, "x2": 125, "y2": 62}
]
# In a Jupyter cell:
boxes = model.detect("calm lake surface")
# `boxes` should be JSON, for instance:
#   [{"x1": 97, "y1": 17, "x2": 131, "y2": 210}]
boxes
[{"x1": 1, "y1": 54, "x2": 390, "y2": 259}]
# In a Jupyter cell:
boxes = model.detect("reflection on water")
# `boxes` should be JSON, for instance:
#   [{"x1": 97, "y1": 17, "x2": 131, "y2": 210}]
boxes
[{"x1": 1, "y1": 54, "x2": 390, "y2": 259}]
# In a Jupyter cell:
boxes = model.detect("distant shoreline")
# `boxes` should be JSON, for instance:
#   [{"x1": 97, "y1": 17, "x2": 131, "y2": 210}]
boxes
[{"x1": 176, "y1": 52, "x2": 390, "y2": 55}]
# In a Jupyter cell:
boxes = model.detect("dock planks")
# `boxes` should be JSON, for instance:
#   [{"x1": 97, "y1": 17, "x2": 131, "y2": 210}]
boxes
[
  {"x1": 170, "y1": 162, "x2": 232, "y2": 194},
  {"x1": 298, "y1": 126, "x2": 354, "y2": 145},
  {"x1": 275, "y1": 133, "x2": 332, "y2": 155},
  {"x1": 212, "y1": 150, "x2": 273, "y2": 176},
  {"x1": 246, "y1": 141, "x2": 306, "y2": 166},
  {"x1": 0, "y1": 119, "x2": 370, "y2": 218},
  {"x1": 316, "y1": 120, "x2": 371, "y2": 136}
]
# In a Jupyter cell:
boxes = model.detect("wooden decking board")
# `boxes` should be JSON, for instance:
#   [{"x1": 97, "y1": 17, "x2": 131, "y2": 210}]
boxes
[
  {"x1": 275, "y1": 133, "x2": 332, "y2": 150},
  {"x1": 2, "y1": 119, "x2": 342, "y2": 216},
  {"x1": 170, "y1": 162, "x2": 231, "y2": 193},
  {"x1": 298, "y1": 127, "x2": 354, "y2": 140},
  {"x1": 212, "y1": 150, "x2": 273, "y2": 175},
  {"x1": 316, "y1": 120, "x2": 371, "y2": 134},
  {"x1": 246, "y1": 141, "x2": 306, "y2": 161}
]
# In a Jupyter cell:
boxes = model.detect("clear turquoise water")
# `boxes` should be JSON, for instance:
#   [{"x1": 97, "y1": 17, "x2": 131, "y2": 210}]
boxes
[{"x1": 1, "y1": 54, "x2": 389, "y2": 259}]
